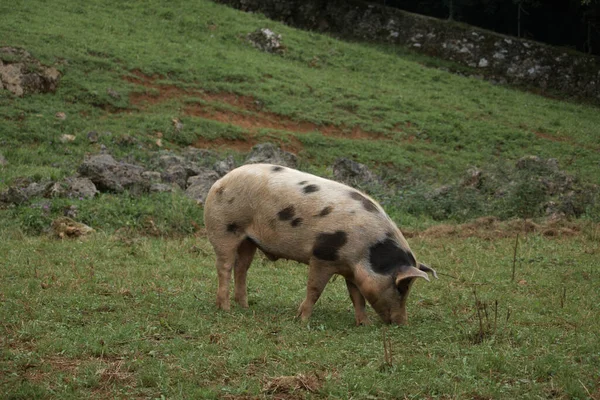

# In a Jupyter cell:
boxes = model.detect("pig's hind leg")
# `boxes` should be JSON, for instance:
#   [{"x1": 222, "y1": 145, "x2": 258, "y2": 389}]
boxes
[
  {"x1": 214, "y1": 235, "x2": 245, "y2": 311},
  {"x1": 233, "y1": 238, "x2": 257, "y2": 308}
]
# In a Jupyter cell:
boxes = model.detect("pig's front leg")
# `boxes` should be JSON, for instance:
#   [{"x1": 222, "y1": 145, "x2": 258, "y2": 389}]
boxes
[
  {"x1": 345, "y1": 279, "x2": 370, "y2": 326},
  {"x1": 297, "y1": 259, "x2": 335, "y2": 322}
]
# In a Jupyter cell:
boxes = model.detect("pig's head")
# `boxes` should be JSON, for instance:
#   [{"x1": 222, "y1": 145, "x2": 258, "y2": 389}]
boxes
[{"x1": 358, "y1": 238, "x2": 437, "y2": 325}]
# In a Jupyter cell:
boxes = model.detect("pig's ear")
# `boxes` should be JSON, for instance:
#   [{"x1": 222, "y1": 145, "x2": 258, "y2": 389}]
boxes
[
  {"x1": 395, "y1": 266, "x2": 430, "y2": 287},
  {"x1": 418, "y1": 263, "x2": 438, "y2": 279}
]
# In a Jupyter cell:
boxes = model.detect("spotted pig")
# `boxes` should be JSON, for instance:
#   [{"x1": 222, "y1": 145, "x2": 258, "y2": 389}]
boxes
[{"x1": 203, "y1": 163, "x2": 437, "y2": 325}]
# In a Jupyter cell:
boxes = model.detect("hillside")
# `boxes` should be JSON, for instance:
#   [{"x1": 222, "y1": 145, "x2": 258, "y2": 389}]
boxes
[
  {"x1": 1, "y1": 2, "x2": 600, "y2": 399},
  {"x1": 1, "y1": 0, "x2": 599, "y2": 235}
]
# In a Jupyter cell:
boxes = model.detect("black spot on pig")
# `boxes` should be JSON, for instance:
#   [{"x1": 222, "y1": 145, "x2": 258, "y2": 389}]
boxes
[
  {"x1": 271, "y1": 166, "x2": 284, "y2": 172},
  {"x1": 303, "y1": 184, "x2": 320, "y2": 194},
  {"x1": 278, "y1": 206, "x2": 295, "y2": 221},
  {"x1": 369, "y1": 238, "x2": 416, "y2": 275},
  {"x1": 291, "y1": 217, "x2": 303, "y2": 227},
  {"x1": 313, "y1": 231, "x2": 348, "y2": 261},
  {"x1": 226, "y1": 223, "x2": 240, "y2": 234},
  {"x1": 316, "y1": 206, "x2": 332, "y2": 217},
  {"x1": 298, "y1": 181, "x2": 308, "y2": 185},
  {"x1": 349, "y1": 191, "x2": 378, "y2": 213}
]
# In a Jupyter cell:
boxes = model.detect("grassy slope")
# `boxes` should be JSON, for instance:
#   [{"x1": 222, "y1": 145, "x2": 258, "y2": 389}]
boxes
[
  {"x1": 1, "y1": 1, "x2": 600, "y2": 399},
  {"x1": 1, "y1": 0, "x2": 599, "y2": 188}
]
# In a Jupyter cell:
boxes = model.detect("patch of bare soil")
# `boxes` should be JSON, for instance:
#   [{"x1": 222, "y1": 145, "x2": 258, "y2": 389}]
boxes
[
  {"x1": 405, "y1": 216, "x2": 593, "y2": 239},
  {"x1": 123, "y1": 71, "x2": 386, "y2": 150},
  {"x1": 263, "y1": 373, "x2": 322, "y2": 396},
  {"x1": 23, "y1": 355, "x2": 135, "y2": 394}
]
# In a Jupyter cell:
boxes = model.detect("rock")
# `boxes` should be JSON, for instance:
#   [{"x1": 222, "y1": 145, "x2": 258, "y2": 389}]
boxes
[
  {"x1": 0, "y1": 47, "x2": 61, "y2": 97},
  {"x1": 87, "y1": 131, "x2": 99, "y2": 143},
  {"x1": 462, "y1": 167, "x2": 483, "y2": 188},
  {"x1": 51, "y1": 217, "x2": 94, "y2": 239},
  {"x1": 516, "y1": 155, "x2": 559, "y2": 173},
  {"x1": 24, "y1": 181, "x2": 54, "y2": 198},
  {"x1": 150, "y1": 183, "x2": 177, "y2": 193},
  {"x1": 185, "y1": 170, "x2": 220, "y2": 204},
  {"x1": 161, "y1": 164, "x2": 188, "y2": 189},
  {"x1": 60, "y1": 134, "x2": 76, "y2": 143},
  {"x1": 78, "y1": 153, "x2": 149, "y2": 194},
  {"x1": 172, "y1": 118, "x2": 184, "y2": 132},
  {"x1": 106, "y1": 88, "x2": 120, "y2": 99},
  {"x1": 213, "y1": 155, "x2": 236, "y2": 177},
  {"x1": 182, "y1": 147, "x2": 216, "y2": 163},
  {"x1": 246, "y1": 28, "x2": 285, "y2": 54},
  {"x1": 55, "y1": 112, "x2": 66, "y2": 120},
  {"x1": 63, "y1": 205, "x2": 78, "y2": 218},
  {"x1": 332, "y1": 158, "x2": 378, "y2": 186},
  {"x1": 158, "y1": 154, "x2": 186, "y2": 169},
  {"x1": 0, "y1": 186, "x2": 29, "y2": 205},
  {"x1": 141, "y1": 171, "x2": 162, "y2": 183},
  {"x1": 47, "y1": 177, "x2": 98, "y2": 199},
  {"x1": 244, "y1": 143, "x2": 297, "y2": 168}
]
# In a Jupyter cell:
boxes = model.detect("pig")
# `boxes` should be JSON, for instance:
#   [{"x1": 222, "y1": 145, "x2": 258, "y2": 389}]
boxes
[{"x1": 203, "y1": 163, "x2": 437, "y2": 325}]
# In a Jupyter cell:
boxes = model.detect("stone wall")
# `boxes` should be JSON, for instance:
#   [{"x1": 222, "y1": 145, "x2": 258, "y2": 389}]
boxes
[{"x1": 214, "y1": 0, "x2": 600, "y2": 102}]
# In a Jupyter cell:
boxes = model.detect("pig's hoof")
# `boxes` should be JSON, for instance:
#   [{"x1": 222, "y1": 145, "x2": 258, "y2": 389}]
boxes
[
  {"x1": 216, "y1": 299, "x2": 231, "y2": 311},
  {"x1": 236, "y1": 300, "x2": 249, "y2": 309},
  {"x1": 355, "y1": 317, "x2": 371, "y2": 326}
]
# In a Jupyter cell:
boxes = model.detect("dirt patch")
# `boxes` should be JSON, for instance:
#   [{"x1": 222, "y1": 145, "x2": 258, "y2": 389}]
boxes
[
  {"x1": 123, "y1": 71, "x2": 386, "y2": 145},
  {"x1": 23, "y1": 355, "x2": 135, "y2": 391},
  {"x1": 263, "y1": 373, "x2": 322, "y2": 395},
  {"x1": 404, "y1": 216, "x2": 592, "y2": 240}
]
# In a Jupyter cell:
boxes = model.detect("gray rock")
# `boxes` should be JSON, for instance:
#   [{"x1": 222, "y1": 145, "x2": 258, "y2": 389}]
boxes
[
  {"x1": 47, "y1": 177, "x2": 98, "y2": 199},
  {"x1": 0, "y1": 47, "x2": 61, "y2": 97},
  {"x1": 141, "y1": 171, "x2": 162, "y2": 183},
  {"x1": 78, "y1": 153, "x2": 149, "y2": 194},
  {"x1": 158, "y1": 154, "x2": 186, "y2": 169},
  {"x1": 0, "y1": 186, "x2": 28, "y2": 204},
  {"x1": 213, "y1": 155, "x2": 236, "y2": 177},
  {"x1": 150, "y1": 183, "x2": 177, "y2": 193},
  {"x1": 246, "y1": 28, "x2": 285, "y2": 54},
  {"x1": 0, "y1": 180, "x2": 53, "y2": 204},
  {"x1": 161, "y1": 164, "x2": 188, "y2": 189},
  {"x1": 244, "y1": 143, "x2": 297, "y2": 168},
  {"x1": 63, "y1": 205, "x2": 78, "y2": 218},
  {"x1": 182, "y1": 147, "x2": 216, "y2": 163},
  {"x1": 185, "y1": 170, "x2": 220, "y2": 204},
  {"x1": 332, "y1": 158, "x2": 378, "y2": 186},
  {"x1": 87, "y1": 131, "x2": 99, "y2": 143},
  {"x1": 24, "y1": 181, "x2": 54, "y2": 198}
]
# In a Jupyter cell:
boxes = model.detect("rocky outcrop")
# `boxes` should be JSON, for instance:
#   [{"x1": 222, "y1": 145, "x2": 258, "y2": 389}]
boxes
[
  {"x1": 247, "y1": 28, "x2": 286, "y2": 54},
  {"x1": 0, "y1": 47, "x2": 61, "y2": 96},
  {"x1": 78, "y1": 154, "x2": 149, "y2": 194},
  {"x1": 332, "y1": 158, "x2": 379, "y2": 187},
  {"x1": 244, "y1": 142, "x2": 298, "y2": 168},
  {"x1": 214, "y1": 0, "x2": 600, "y2": 102}
]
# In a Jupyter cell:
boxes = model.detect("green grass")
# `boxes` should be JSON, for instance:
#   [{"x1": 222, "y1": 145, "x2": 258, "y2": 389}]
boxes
[
  {"x1": 1, "y1": 0, "x2": 599, "y2": 189},
  {"x1": 1, "y1": 230, "x2": 599, "y2": 399},
  {"x1": 1, "y1": 0, "x2": 600, "y2": 398}
]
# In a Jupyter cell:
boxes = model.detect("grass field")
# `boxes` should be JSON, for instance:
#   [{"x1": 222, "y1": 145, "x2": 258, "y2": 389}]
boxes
[
  {"x1": 1, "y1": 0, "x2": 600, "y2": 398},
  {"x1": 1, "y1": 228, "x2": 599, "y2": 399}
]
